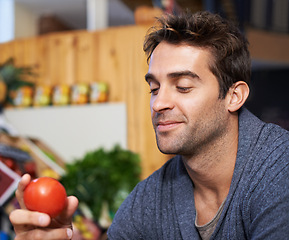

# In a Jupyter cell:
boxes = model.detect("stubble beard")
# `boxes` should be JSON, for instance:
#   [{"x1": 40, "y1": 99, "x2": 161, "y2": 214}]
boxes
[{"x1": 154, "y1": 107, "x2": 229, "y2": 157}]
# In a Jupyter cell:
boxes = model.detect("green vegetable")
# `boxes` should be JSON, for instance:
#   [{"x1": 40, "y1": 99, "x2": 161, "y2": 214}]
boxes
[
  {"x1": 60, "y1": 145, "x2": 141, "y2": 223},
  {"x1": 0, "y1": 58, "x2": 35, "y2": 106}
]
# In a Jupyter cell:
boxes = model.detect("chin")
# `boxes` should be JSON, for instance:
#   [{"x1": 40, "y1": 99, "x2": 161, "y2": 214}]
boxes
[{"x1": 157, "y1": 142, "x2": 178, "y2": 155}]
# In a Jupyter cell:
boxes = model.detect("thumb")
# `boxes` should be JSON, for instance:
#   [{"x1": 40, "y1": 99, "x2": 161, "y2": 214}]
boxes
[
  {"x1": 16, "y1": 174, "x2": 31, "y2": 209},
  {"x1": 52, "y1": 196, "x2": 79, "y2": 227},
  {"x1": 62, "y1": 196, "x2": 79, "y2": 220}
]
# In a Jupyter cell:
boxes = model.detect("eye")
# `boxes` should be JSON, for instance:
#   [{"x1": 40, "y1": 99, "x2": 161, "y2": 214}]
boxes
[
  {"x1": 176, "y1": 86, "x2": 192, "y2": 93},
  {"x1": 148, "y1": 81, "x2": 159, "y2": 95},
  {"x1": 149, "y1": 88, "x2": 159, "y2": 95}
]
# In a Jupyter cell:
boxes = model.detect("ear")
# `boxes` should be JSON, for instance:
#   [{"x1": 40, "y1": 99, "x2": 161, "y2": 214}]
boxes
[{"x1": 226, "y1": 81, "x2": 250, "y2": 113}]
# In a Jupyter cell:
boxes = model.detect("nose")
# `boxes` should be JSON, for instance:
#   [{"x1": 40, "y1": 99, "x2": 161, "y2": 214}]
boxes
[{"x1": 151, "y1": 87, "x2": 174, "y2": 113}]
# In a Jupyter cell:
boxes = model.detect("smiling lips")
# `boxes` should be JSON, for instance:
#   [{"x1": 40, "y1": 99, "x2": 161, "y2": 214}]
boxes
[{"x1": 156, "y1": 120, "x2": 183, "y2": 132}]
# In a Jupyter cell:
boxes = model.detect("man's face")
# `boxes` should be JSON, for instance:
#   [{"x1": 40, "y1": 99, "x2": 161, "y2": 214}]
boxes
[{"x1": 145, "y1": 42, "x2": 230, "y2": 156}]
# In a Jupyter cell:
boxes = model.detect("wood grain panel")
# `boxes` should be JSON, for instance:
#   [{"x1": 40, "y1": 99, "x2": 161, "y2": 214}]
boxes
[
  {"x1": 46, "y1": 33, "x2": 76, "y2": 86},
  {"x1": 74, "y1": 31, "x2": 97, "y2": 84}
]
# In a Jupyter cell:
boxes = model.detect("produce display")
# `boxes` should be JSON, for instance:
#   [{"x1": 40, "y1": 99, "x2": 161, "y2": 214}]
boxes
[
  {"x1": 33, "y1": 85, "x2": 52, "y2": 106},
  {"x1": 60, "y1": 145, "x2": 141, "y2": 227},
  {"x1": 0, "y1": 135, "x2": 67, "y2": 238},
  {"x1": 71, "y1": 83, "x2": 89, "y2": 104},
  {"x1": 0, "y1": 57, "x2": 35, "y2": 108},
  {"x1": 8, "y1": 82, "x2": 109, "y2": 108},
  {"x1": 90, "y1": 82, "x2": 109, "y2": 103},
  {"x1": 9, "y1": 86, "x2": 34, "y2": 107},
  {"x1": 52, "y1": 84, "x2": 70, "y2": 106},
  {"x1": 0, "y1": 143, "x2": 36, "y2": 177},
  {"x1": 0, "y1": 135, "x2": 140, "y2": 240}
]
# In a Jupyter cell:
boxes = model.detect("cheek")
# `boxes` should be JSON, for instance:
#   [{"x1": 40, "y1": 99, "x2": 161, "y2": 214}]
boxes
[
  {"x1": 178, "y1": 96, "x2": 203, "y2": 112},
  {"x1": 150, "y1": 98, "x2": 154, "y2": 115},
  {"x1": 180, "y1": 94, "x2": 219, "y2": 119}
]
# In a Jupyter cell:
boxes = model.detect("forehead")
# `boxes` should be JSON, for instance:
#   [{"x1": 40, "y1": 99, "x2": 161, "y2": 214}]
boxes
[{"x1": 148, "y1": 42, "x2": 213, "y2": 74}]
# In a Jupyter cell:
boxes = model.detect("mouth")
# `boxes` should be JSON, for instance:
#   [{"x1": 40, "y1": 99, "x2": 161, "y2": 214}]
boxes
[{"x1": 155, "y1": 120, "x2": 183, "y2": 132}]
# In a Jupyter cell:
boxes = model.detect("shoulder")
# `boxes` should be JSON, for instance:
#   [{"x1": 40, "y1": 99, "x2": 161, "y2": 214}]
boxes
[
  {"x1": 218, "y1": 111, "x2": 289, "y2": 238},
  {"x1": 241, "y1": 117, "x2": 289, "y2": 192},
  {"x1": 253, "y1": 122, "x2": 289, "y2": 173},
  {"x1": 238, "y1": 115, "x2": 289, "y2": 237},
  {"x1": 238, "y1": 108, "x2": 289, "y2": 172},
  {"x1": 235, "y1": 108, "x2": 289, "y2": 210}
]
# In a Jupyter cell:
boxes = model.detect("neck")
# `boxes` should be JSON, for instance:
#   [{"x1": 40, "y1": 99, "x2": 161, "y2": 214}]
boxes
[{"x1": 182, "y1": 116, "x2": 239, "y2": 203}]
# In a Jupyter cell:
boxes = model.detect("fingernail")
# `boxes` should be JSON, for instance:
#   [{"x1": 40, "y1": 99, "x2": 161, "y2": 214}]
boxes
[
  {"x1": 38, "y1": 215, "x2": 45, "y2": 225},
  {"x1": 38, "y1": 215, "x2": 49, "y2": 226},
  {"x1": 67, "y1": 228, "x2": 73, "y2": 239}
]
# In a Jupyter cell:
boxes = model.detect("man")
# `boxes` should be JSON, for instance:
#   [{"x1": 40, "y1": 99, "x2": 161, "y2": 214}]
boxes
[{"x1": 9, "y1": 11, "x2": 289, "y2": 239}]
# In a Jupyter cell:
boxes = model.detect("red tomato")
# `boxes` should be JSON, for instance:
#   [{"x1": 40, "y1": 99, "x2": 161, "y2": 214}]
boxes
[{"x1": 23, "y1": 177, "x2": 67, "y2": 218}]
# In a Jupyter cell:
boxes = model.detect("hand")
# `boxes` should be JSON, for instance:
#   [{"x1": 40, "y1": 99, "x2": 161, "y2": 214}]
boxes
[{"x1": 9, "y1": 174, "x2": 79, "y2": 240}]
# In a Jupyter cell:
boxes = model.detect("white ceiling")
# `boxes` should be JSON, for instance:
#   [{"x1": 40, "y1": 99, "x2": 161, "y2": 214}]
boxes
[{"x1": 14, "y1": 0, "x2": 135, "y2": 29}]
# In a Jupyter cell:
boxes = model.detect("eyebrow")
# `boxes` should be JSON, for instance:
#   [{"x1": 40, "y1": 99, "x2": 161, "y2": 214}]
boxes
[
  {"x1": 145, "y1": 70, "x2": 200, "y2": 83},
  {"x1": 168, "y1": 70, "x2": 200, "y2": 80},
  {"x1": 145, "y1": 73, "x2": 155, "y2": 82}
]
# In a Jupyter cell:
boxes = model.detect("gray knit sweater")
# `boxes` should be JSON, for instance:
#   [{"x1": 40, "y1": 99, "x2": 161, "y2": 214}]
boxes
[{"x1": 108, "y1": 108, "x2": 289, "y2": 239}]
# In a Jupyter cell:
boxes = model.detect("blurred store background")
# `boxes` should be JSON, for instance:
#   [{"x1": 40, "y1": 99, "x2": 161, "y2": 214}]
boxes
[{"x1": 0, "y1": 0, "x2": 288, "y2": 239}]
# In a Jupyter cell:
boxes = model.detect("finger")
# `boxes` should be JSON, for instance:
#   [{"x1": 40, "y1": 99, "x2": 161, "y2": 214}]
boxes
[
  {"x1": 63, "y1": 196, "x2": 79, "y2": 219},
  {"x1": 10, "y1": 209, "x2": 51, "y2": 229},
  {"x1": 15, "y1": 174, "x2": 31, "y2": 209},
  {"x1": 52, "y1": 196, "x2": 79, "y2": 227},
  {"x1": 15, "y1": 227, "x2": 73, "y2": 240}
]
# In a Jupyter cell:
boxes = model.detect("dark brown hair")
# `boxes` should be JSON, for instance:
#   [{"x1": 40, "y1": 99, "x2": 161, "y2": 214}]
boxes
[{"x1": 143, "y1": 11, "x2": 251, "y2": 98}]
